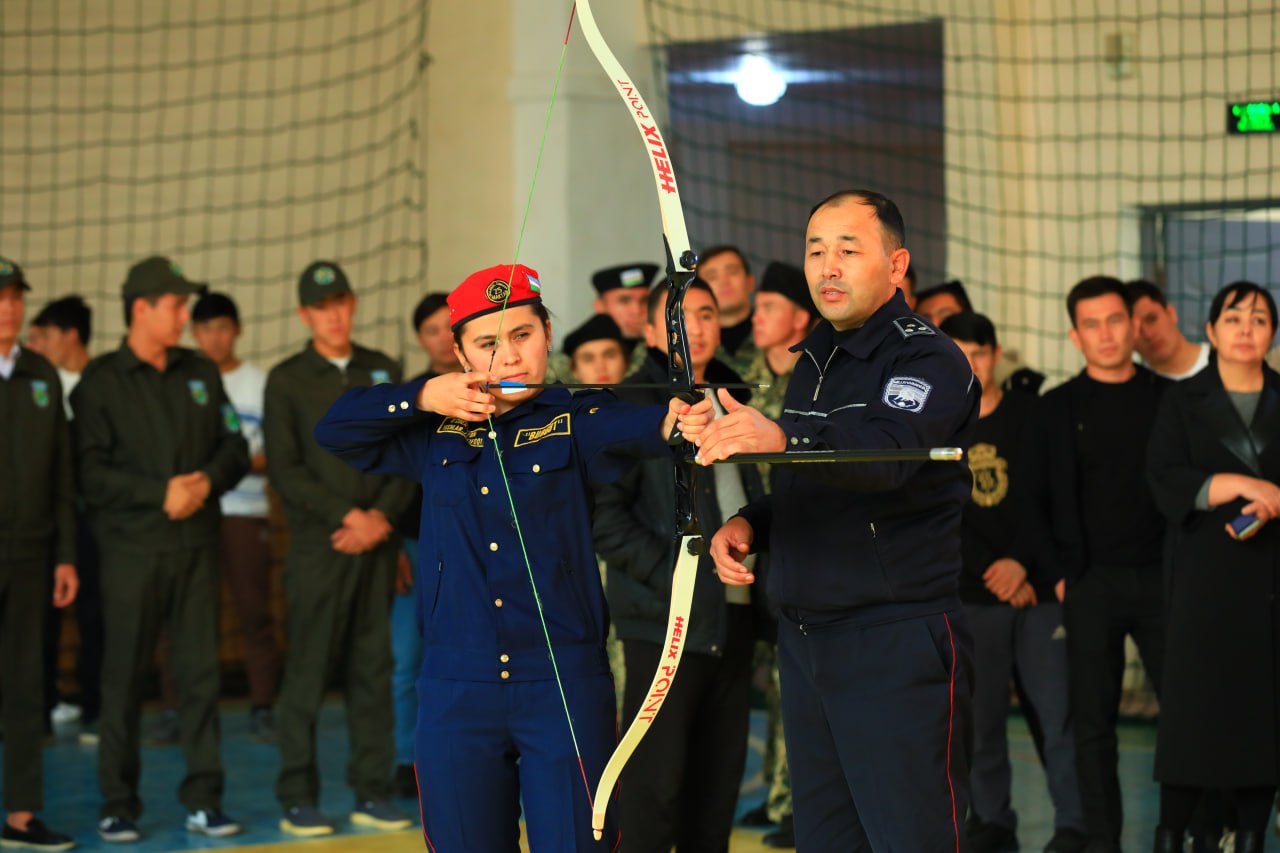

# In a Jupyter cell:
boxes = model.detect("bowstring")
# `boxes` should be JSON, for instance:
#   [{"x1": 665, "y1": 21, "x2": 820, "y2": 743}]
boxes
[{"x1": 482, "y1": 2, "x2": 594, "y2": 808}]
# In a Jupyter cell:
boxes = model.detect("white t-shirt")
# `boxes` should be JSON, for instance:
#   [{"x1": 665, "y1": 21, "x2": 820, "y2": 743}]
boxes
[
  {"x1": 57, "y1": 367, "x2": 80, "y2": 420},
  {"x1": 1154, "y1": 342, "x2": 1211, "y2": 381},
  {"x1": 219, "y1": 362, "x2": 269, "y2": 518},
  {"x1": 708, "y1": 389, "x2": 753, "y2": 605}
]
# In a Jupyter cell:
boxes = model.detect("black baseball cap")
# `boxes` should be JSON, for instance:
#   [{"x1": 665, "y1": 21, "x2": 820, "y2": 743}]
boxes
[
  {"x1": 298, "y1": 261, "x2": 354, "y2": 307},
  {"x1": 0, "y1": 256, "x2": 31, "y2": 292},
  {"x1": 122, "y1": 256, "x2": 206, "y2": 299}
]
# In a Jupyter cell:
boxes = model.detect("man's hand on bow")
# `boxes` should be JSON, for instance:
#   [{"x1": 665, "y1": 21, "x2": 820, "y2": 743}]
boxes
[
  {"x1": 710, "y1": 516, "x2": 756, "y2": 586},
  {"x1": 693, "y1": 388, "x2": 785, "y2": 464}
]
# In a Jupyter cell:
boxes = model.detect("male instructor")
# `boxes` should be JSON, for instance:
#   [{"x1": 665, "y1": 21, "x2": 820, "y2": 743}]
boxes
[{"x1": 700, "y1": 189, "x2": 980, "y2": 851}]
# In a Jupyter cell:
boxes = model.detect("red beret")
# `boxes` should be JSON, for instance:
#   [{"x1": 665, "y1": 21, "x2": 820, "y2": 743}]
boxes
[{"x1": 448, "y1": 263, "x2": 543, "y2": 330}]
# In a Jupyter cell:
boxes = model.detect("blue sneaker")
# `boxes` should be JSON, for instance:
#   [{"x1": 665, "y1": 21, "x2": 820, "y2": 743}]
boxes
[
  {"x1": 98, "y1": 816, "x2": 141, "y2": 843},
  {"x1": 280, "y1": 806, "x2": 335, "y2": 837},
  {"x1": 350, "y1": 801, "x2": 412, "y2": 831},
  {"x1": 185, "y1": 808, "x2": 241, "y2": 837}
]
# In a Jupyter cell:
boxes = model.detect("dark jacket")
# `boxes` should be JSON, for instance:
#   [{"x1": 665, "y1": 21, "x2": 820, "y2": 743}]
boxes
[
  {"x1": 735, "y1": 291, "x2": 980, "y2": 616},
  {"x1": 960, "y1": 388, "x2": 1056, "y2": 604},
  {"x1": 1147, "y1": 359, "x2": 1280, "y2": 786},
  {"x1": 265, "y1": 342, "x2": 415, "y2": 539},
  {"x1": 0, "y1": 347, "x2": 76, "y2": 564},
  {"x1": 1031, "y1": 365, "x2": 1167, "y2": 584},
  {"x1": 594, "y1": 350, "x2": 773, "y2": 652},
  {"x1": 72, "y1": 343, "x2": 249, "y2": 550}
]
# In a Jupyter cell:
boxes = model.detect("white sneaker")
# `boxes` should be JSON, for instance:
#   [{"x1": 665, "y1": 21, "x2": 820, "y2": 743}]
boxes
[
  {"x1": 50, "y1": 702, "x2": 82, "y2": 725},
  {"x1": 185, "y1": 808, "x2": 241, "y2": 837}
]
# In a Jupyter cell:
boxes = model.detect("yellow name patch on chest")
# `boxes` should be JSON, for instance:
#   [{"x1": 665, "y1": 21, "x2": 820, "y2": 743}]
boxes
[
  {"x1": 437, "y1": 418, "x2": 487, "y2": 448},
  {"x1": 514, "y1": 413, "x2": 571, "y2": 447}
]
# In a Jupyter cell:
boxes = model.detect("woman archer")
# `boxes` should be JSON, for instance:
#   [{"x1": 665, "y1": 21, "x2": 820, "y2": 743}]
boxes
[{"x1": 314, "y1": 262, "x2": 711, "y2": 851}]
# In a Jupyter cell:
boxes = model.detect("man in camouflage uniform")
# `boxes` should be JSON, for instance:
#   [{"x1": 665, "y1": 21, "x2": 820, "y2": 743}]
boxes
[
  {"x1": 736, "y1": 261, "x2": 816, "y2": 849},
  {"x1": 701, "y1": 245, "x2": 758, "y2": 377}
]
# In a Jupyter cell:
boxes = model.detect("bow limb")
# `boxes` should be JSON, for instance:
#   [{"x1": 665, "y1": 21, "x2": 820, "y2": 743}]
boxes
[
  {"x1": 573, "y1": 0, "x2": 696, "y2": 276},
  {"x1": 573, "y1": 0, "x2": 704, "y2": 840}
]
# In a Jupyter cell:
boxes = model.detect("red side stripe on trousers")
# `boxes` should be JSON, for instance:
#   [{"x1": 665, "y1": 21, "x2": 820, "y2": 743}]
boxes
[
  {"x1": 943, "y1": 613, "x2": 960, "y2": 853},
  {"x1": 413, "y1": 764, "x2": 437, "y2": 853}
]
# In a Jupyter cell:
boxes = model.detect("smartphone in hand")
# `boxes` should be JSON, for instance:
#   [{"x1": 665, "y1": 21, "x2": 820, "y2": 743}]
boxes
[{"x1": 1229, "y1": 513, "x2": 1264, "y2": 541}]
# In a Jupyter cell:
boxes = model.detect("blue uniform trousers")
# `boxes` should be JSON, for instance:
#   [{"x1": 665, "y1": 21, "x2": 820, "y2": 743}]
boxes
[
  {"x1": 777, "y1": 605, "x2": 973, "y2": 852},
  {"x1": 414, "y1": 673, "x2": 619, "y2": 852}
]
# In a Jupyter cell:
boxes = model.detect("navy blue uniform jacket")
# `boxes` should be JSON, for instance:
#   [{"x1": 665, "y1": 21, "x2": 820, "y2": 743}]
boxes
[
  {"x1": 315, "y1": 383, "x2": 672, "y2": 683},
  {"x1": 736, "y1": 291, "x2": 980, "y2": 614}
]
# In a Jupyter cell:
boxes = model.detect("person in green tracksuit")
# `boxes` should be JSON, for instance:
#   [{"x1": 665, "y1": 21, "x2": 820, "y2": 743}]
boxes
[
  {"x1": 0, "y1": 257, "x2": 79, "y2": 852},
  {"x1": 72, "y1": 257, "x2": 250, "y2": 844},
  {"x1": 265, "y1": 261, "x2": 416, "y2": 837}
]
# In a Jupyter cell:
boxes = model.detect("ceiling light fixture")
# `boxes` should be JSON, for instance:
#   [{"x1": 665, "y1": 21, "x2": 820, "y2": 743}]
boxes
[{"x1": 734, "y1": 54, "x2": 787, "y2": 107}]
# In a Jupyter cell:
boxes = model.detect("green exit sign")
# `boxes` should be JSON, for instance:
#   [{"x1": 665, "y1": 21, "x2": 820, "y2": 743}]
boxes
[{"x1": 1229, "y1": 100, "x2": 1280, "y2": 134}]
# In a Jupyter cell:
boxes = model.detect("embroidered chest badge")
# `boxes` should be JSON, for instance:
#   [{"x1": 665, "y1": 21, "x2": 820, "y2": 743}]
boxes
[
  {"x1": 437, "y1": 418, "x2": 486, "y2": 448},
  {"x1": 188, "y1": 379, "x2": 209, "y2": 406},
  {"x1": 882, "y1": 376, "x2": 932, "y2": 413},
  {"x1": 967, "y1": 443, "x2": 1008, "y2": 507},
  {"x1": 30, "y1": 379, "x2": 50, "y2": 409},
  {"x1": 514, "y1": 412, "x2": 571, "y2": 447},
  {"x1": 370, "y1": 369, "x2": 391, "y2": 385}
]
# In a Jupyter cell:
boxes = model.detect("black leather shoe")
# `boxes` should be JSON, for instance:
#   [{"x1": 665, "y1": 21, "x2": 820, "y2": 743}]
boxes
[
  {"x1": 762, "y1": 816, "x2": 795, "y2": 849},
  {"x1": 394, "y1": 763, "x2": 418, "y2": 799},
  {"x1": 1043, "y1": 828, "x2": 1089, "y2": 853},
  {"x1": 1233, "y1": 829, "x2": 1265, "y2": 853},
  {"x1": 1188, "y1": 829, "x2": 1224, "y2": 853},
  {"x1": 969, "y1": 820, "x2": 1019, "y2": 852},
  {"x1": 1152, "y1": 826, "x2": 1182, "y2": 853}
]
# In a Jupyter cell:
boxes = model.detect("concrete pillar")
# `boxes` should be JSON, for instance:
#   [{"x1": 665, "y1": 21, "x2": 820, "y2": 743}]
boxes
[{"x1": 508, "y1": 0, "x2": 667, "y2": 336}]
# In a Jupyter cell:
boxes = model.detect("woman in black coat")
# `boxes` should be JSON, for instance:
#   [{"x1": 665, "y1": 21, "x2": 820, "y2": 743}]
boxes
[{"x1": 1146, "y1": 281, "x2": 1280, "y2": 853}]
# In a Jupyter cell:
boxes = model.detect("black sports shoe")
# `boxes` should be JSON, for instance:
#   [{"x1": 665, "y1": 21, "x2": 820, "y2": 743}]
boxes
[
  {"x1": 394, "y1": 763, "x2": 418, "y2": 799},
  {"x1": 1, "y1": 818, "x2": 75, "y2": 851},
  {"x1": 762, "y1": 816, "x2": 795, "y2": 849},
  {"x1": 968, "y1": 819, "x2": 1019, "y2": 852},
  {"x1": 97, "y1": 816, "x2": 141, "y2": 843},
  {"x1": 1043, "y1": 827, "x2": 1089, "y2": 853}
]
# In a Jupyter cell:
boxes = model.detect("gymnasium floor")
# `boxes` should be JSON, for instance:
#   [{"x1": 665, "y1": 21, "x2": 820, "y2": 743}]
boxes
[{"x1": 4, "y1": 702, "x2": 1277, "y2": 852}]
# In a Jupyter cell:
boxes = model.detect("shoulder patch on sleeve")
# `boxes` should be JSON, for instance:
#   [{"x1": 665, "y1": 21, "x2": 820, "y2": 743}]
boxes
[
  {"x1": 882, "y1": 376, "x2": 932, "y2": 413},
  {"x1": 892, "y1": 317, "x2": 936, "y2": 339},
  {"x1": 221, "y1": 402, "x2": 241, "y2": 433}
]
